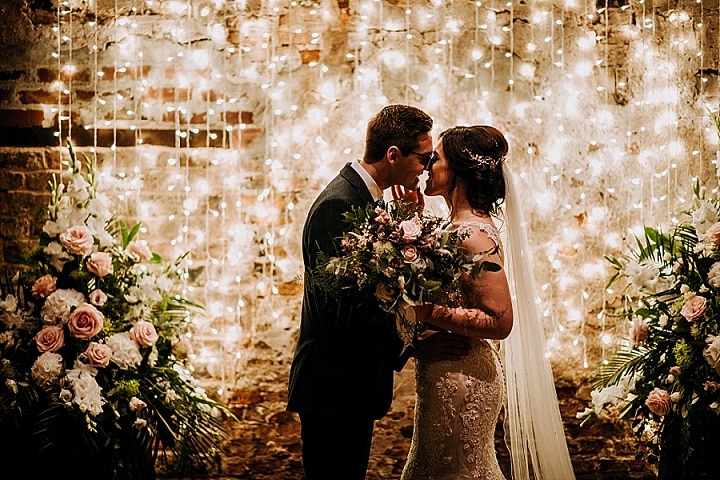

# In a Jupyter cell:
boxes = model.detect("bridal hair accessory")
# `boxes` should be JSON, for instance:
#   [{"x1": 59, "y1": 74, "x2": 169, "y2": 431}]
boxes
[{"x1": 462, "y1": 148, "x2": 503, "y2": 170}]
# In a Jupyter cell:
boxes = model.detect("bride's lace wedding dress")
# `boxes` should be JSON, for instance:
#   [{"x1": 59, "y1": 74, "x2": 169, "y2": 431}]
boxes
[{"x1": 400, "y1": 221, "x2": 506, "y2": 480}]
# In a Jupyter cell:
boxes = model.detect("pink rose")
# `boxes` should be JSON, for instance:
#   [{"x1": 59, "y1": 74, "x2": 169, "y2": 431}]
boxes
[
  {"x1": 59, "y1": 225, "x2": 94, "y2": 255},
  {"x1": 133, "y1": 418, "x2": 148, "y2": 429},
  {"x1": 645, "y1": 388, "x2": 671, "y2": 416},
  {"x1": 401, "y1": 244, "x2": 420, "y2": 263},
  {"x1": 130, "y1": 320, "x2": 158, "y2": 346},
  {"x1": 669, "y1": 366, "x2": 681, "y2": 375},
  {"x1": 705, "y1": 222, "x2": 720, "y2": 245},
  {"x1": 36, "y1": 325, "x2": 65, "y2": 353},
  {"x1": 85, "y1": 342, "x2": 113, "y2": 367},
  {"x1": 630, "y1": 317, "x2": 649, "y2": 345},
  {"x1": 67, "y1": 303, "x2": 104, "y2": 340},
  {"x1": 88, "y1": 289, "x2": 107, "y2": 307},
  {"x1": 399, "y1": 219, "x2": 422, "y2": 242},
  {"x1": 680, "y1": 295, "x2": 707, "y2": 322},
  {"x1": 32, "y1": 274, "x2": 57, "y2": 298},
  {"x1": 86, "y1": 251, "x2": 113, "y2": 277},
  {"x1": 126, "y1": 240, "x2": 152, "y2": 262}
]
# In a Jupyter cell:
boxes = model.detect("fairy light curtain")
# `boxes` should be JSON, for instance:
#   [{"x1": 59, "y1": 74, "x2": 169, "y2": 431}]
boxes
[{"x1": 50, "y1": 0, "x2": 719, "y2": 395}]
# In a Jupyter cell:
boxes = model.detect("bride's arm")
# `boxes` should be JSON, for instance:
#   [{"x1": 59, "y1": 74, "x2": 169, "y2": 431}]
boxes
[{"x1": 414, "y1": 226, "x2": 514, "y2": 340}]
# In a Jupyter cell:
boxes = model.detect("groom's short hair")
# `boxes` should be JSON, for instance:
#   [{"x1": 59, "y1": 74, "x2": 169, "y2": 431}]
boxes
[{"x1": 363, "y1": 104, "x2": 433, "y2": 164}]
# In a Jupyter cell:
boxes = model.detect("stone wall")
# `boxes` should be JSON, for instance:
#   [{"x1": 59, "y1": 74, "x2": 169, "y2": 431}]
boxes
[{"x1": 2, "y1": 0, "x2": 719, "y2": 477}]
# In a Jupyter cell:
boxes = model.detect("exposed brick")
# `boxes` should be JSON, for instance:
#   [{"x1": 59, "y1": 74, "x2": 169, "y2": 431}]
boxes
[
  {"x1": 144, "y1": 87, "x2": 191, "y2": 103},
  {"x1": 75, "y1": 91, "x2": 96, "y2": 102},
  {"x1": 200, "y1": 90, "x2": 220, "y2": 102},
  {"x1": 23, "y1": 171, "x2": 55, "y2": 191},
  {"x1": 241, "y1": 111, "x2": 253, "y2": 124},
  {"x1": 0, "y1": 150, "x2": 47, "y2": 170},
  {"x1": 223, "y1": 111, "x2": 239, "y2": 124},
  {"x1": 37, "y1": 67, "x2": 92, "y2": 83},
  {"x1": 19, "y1": 90, "x2": 67, "y2": 105},
  {"x1": 100, "y1": 66, "x2": 151, "y2": 81},
  {"x1": 0, "y1": 191, "x2": 48, "y2": 216},
  {"x1": 0, "y1": 89, "x2": 12, "y2": 102},
  {"x1": 231, "y1": 125, "x2": 263, "y2": 148},
  {"x1": 0, "y1": 109, "x2": 45, "y2": 128},
  {"x1": 300, "y1": 49, "x2": 321, "y2": 64},
  {"x1": 190, "y1": 113, "x2": 207, "y2": 124},
  {"x1": 0, "y1": 172, "x2": 23, "y2": 190}
]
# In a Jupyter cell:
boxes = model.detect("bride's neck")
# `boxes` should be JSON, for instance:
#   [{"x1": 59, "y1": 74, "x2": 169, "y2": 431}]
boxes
[{"x1": 447, "y1": 188, "x2": 488, "y2": 222}]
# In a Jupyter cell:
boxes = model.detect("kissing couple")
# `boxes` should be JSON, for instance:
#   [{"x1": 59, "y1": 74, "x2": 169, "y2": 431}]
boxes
[{"x1": 288, "y1": 104, "x2": 576, "y2": 480}]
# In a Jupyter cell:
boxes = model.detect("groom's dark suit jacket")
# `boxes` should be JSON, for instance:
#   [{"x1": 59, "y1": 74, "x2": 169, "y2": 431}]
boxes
[{"x1": 287, "y1": 163, "x2": 404, "y2": 419}]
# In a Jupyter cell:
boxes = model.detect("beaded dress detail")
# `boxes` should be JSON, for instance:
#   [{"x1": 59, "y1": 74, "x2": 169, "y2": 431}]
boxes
[{"x1": 401, "y1": 221, "x2": 507, "y2": 480}]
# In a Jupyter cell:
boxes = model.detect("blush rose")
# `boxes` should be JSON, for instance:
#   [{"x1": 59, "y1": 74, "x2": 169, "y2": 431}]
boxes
[
  {"x1": 680, "y1": 295, "x2": 707, "y2": 322},
  {"x1": 86, "y1": 251, "x2": 113, "y2": 277},
  {"x1": 645, "y1": 388, "x2": 671, "y2": 416},
  {"x1": 36, "y1": 325, "x2": 65, "y2": 353},
  {"x1": 126, "y1": 240, "x2": 152, "y2": 262},
  {"x1": 401, "y1": 244, "x2": 420, "y2": 263},
  {"x1": 130, "y1": 320, "x2": 159, "y2": 346},
  {"x1": 59, "y1": 225, "x2": 94, "y2": 255},
  {"x1": 88, "y1": 289, "x2": 107, "y2": 307},
  {"x1": 67, "y1": 303, "x2": 104, "y2": 340},
  {"x1": 85, "y1": 342, "x2": 113, "y2": 367},
  {"x1": 32, "y1": 274, "x2": 57, "y2": 298},
  {"x1": 399, "y1": 219, "x2": 422, "y2": 242}
]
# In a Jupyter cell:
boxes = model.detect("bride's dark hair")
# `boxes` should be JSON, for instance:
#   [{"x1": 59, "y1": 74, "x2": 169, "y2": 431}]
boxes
[{"x1": 439, "y1": 125, "x2": 508, "y2": 216}]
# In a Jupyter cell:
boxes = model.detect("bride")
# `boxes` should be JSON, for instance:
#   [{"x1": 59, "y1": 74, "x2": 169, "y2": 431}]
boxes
[{"x1": 399, "y1": 125, "x2": 576, "y2": 480}]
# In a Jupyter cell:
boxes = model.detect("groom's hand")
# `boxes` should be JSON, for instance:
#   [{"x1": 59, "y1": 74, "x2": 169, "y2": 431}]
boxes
[
  {"x1": 391, "y1": 184, "x2": 425, "y2": 208},
  {"x1": 413, "y1": 329, "x2": 471, "y2": 362}
]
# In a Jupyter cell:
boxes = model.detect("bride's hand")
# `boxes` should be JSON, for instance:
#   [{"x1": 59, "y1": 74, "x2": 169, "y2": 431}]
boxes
[
  {"x1": 412, "y1": 304, "x2": 434, "y2": 323},
  {"x1": 391, "y1": 184, "x2": 425, "y2": 208}
]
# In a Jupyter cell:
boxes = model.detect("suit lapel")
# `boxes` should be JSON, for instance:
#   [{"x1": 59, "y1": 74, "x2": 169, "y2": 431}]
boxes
[{"x1": 339, "y1": 162, "x2": 375, "y2": 206}]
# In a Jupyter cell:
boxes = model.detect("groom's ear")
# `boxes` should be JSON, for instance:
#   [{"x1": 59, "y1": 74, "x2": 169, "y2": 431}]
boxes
[{"x1": 386, "y1": 146, "x2": 402, "y2": 165}]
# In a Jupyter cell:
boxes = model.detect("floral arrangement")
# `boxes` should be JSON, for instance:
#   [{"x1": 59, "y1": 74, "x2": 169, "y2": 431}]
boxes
[
  {"x1": 313, "y1": 199, "x2": 498, "y2": 344},
  {"x1": 578, "y1": 176, "x2": 720, "y2": 477},
  {"x1": 0, "y1": 143, "x2": 232, "y2": 478}
]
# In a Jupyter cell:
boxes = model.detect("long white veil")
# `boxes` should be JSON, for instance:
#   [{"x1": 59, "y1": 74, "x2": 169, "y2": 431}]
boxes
[{"x1": 500, "y1": 163, "x2": 576, "y2": 480}]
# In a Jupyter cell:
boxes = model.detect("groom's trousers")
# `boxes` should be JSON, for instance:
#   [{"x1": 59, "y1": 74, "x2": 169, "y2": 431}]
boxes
[{"x1": 299, "y1": 412, "x2": 375, "y2": 480}]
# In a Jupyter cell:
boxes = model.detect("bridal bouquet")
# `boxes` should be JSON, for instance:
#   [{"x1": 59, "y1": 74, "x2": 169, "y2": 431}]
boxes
[
  {"x1": 0, "y1": 143, "x2": 232, "y2": 478},
  {"x1": 313, "y1": 199, "x2": 498, "y2": 343},
  {"x1": 578, "y1": 178, "x2": 720, "y2": 478}
]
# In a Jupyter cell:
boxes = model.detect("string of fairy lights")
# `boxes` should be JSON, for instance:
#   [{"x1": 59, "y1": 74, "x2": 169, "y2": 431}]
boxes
[{"x1": 48, "y1": 0, "x2": 718, "y2": 394}]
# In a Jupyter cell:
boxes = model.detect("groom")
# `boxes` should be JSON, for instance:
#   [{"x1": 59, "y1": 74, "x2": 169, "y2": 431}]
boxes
[{"x1": 287, "y1": 104, "x2": 439, "y2": 479}]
